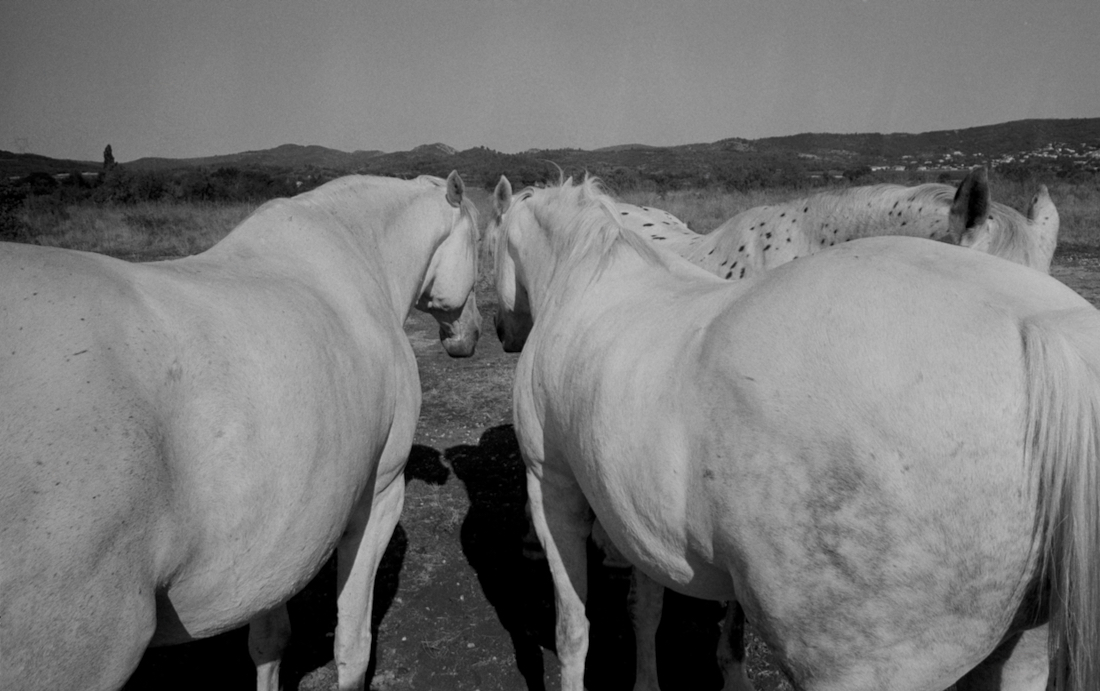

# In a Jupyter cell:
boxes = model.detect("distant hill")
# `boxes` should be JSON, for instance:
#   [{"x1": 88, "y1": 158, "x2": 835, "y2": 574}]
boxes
[
  {"x1": 5, "y1": 118, "x2": 1098, "y2": 184},
  {"x1": 125, "y1": 143, "x2": 384, "y2": 172},
  {"x1": 1, "y1": 151, "x2": 100, "y2": 178},
  {"x1": 751, "y1": 118, "x2": 1100, "y2": 160}
]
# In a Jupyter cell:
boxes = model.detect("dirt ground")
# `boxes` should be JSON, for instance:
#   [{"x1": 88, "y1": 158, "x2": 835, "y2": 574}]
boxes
[{"x1": 125, "y1": 247, "x2": 1100, "y2": 691}]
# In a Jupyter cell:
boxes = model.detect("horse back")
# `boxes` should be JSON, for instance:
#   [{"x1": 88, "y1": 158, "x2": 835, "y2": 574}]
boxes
[{"x1": 682, "y1": 240, "x2": 1086, "y2": 655}]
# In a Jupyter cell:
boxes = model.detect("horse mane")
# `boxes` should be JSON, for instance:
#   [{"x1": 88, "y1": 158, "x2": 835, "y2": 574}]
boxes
[
  {"x1": 522, "y1": 176, "x2": 667, "y2": 274},
  {"x1": 979, "y1": 202, "x2": 1038, "y2": 266},
  {"x1": 296, "y1": 174, "x2": 478, "y2": 240}
]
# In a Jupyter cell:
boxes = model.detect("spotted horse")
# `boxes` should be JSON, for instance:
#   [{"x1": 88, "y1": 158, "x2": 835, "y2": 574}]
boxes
[{"x1": 617, "y1": 167, "x2": 1059, "y2": 277}]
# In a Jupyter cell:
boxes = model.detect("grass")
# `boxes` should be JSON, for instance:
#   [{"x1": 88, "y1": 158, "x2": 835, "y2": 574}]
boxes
[
  {"x1": 7, "y1": 199, "x2": 257, "y2": 260},
  {"x1": 5, "y1": 176, "x2": 1097, "y2": 264}
]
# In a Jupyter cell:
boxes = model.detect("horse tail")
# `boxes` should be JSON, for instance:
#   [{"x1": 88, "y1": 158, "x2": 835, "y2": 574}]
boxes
[{"x1": 1021, "y1": 307, "x2": 1100, "y2": 690}]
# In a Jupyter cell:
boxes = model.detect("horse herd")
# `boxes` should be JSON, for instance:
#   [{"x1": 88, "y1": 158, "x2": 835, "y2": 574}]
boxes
[{"x1": 2, "y1": 168, "x2": 1096, "y2": 691}]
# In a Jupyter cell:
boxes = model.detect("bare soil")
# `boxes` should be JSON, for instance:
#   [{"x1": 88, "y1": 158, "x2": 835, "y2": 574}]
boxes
[{"x1": 125, "y1": 247, "x2": 1100, "y2": 691}]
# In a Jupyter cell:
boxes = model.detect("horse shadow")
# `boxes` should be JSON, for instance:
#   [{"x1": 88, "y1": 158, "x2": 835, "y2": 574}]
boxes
[
  {"x1": 124, "y1": 444, "x2": 447, "y2": 691},
  {"x1": 448, "y1": 424, "x2": 725, "y2": 691}
]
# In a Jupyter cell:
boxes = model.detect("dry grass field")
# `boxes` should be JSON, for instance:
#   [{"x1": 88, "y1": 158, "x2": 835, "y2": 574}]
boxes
[{"x1": 7, "y1": 177, "x2": 1100, "y2": 690}]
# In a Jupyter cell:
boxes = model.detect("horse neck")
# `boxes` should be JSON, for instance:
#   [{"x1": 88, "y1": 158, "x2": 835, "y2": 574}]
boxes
[
  {"x1": 533, "y1": 246, "x2": 665, "y2": 330},
  {"x1": 800, "y1": 186, "x2": 952, "y2": 242},
  {"x1": 373, "y1": 196, "x2": 457, "y2": 320},
  {"x1": 213, "y1": 181, "x2": 448, "y2": 321}
]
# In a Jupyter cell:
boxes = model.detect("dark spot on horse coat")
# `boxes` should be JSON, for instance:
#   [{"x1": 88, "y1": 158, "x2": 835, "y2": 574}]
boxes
[
  {"x1": 708, "y1": 249, "x2": 715, "y2": 255},
  {"x1": 779, "y1": 213, "x2": 786, "y2": 218},
  {"x1": 725, "y1": 270, "x2": 734, "y2": 279},
  {"x1": 803, "y1": 457, "x2": 895, "y2": 595},
  {"x1": 738, "y1": 245, "x2": 745, "y2": 252},
  {"x1": 765, "y1": 232, "x2": 772, "y2": 239},
  {"x1": 739, "y1": 267, "x2": 745, "y2": 278},
  {"x1": 620, "y1": 211, "x2": 629, "y2": 215},
  {"x1": 763, "y1": 245, "x2": 771, "y2": 251},
  {"x1": 643, "y1": 223, "x2": 654, "y2": 227},
  {"x1": 653, "y1": 236, "x2": 666, "y2": 240}
]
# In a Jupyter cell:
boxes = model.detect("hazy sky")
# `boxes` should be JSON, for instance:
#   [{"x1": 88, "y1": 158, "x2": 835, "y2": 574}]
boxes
[{"x1": 3, "y1": 0, "x2": 1098, "y2": 162}]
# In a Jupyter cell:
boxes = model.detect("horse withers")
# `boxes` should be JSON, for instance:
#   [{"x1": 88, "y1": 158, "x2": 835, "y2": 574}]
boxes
[
  {"x1": 490, "y1": 175, "x2": 1098, "y2": 691},
  {"x1": 1, "y1": 172, "x2": 480, "y2": 691}
]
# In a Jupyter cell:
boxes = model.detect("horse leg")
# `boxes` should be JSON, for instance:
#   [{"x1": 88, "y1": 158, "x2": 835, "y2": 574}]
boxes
[
  {"x1": 628, "y1": 568, "x2": 663, "y2": 691},
  {"x1": 717, "y1": 601, "x2": 754, "y2": 691},
  {"x1": 527, "y1": 467, "x2": 593, "y2": 691},
  {"x1": 249, "y1": 604, "x2": 292, "y2": 691},
  {"x1": 333, "y1": 478, "x2": 405, "y2": 691},
  {"x1": 953, "y1": 626, "x2": 1048, "y2": 691}
]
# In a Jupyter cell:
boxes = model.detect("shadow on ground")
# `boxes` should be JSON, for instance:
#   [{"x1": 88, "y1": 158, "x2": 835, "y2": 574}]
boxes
[{"x1": 449, "y1": 424, "x2": 727, "y2": 691}]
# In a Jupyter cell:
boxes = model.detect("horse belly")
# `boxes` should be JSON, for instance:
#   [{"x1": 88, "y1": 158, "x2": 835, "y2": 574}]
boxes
[
  {"x1": 152, "y1": 406, "x2": 396, "y2": 641},
  {"x1": 580, "y1": 425, "x2": 738, "y2": 601}
]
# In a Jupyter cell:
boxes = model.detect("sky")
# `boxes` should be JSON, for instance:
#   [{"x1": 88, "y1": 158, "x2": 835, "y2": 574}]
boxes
[{"x1": 2, "y1": 0, "x2": 1098, "y2": 163}]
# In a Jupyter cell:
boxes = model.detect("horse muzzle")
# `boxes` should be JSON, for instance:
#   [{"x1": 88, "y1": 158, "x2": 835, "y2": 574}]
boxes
[
  {"x1": 434, "y1": 294, "x2": 481, "y2": 358},
  {"x1": 494, "y1": 307, "x2": 530, "y2": 353}
]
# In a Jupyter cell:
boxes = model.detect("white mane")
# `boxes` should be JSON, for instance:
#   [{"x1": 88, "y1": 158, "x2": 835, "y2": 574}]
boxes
[{"x1": 521, "y1": 177, "x2": 668, "y2": 274}]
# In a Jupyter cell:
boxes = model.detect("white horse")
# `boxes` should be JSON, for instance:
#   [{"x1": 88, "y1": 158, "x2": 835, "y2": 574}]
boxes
[
  {"x1": 490, "y1": 175, "x2": 1099, "y2": 691},
  {"x1": 613, "y1": 170, "x2": 1060, "y2": 688},
  {"x1": 0, "y1": 172, "x2": 480, "y2": 691},
  {"x1": 617, "y1": 168, "x2": 1059, "y2": 276}
]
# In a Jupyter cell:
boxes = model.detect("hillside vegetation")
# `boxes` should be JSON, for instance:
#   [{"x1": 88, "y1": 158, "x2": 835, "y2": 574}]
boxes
[
  {"x1": 5, "y1": 176, "x2": 1098, "y2": 264},
  {"x1": 3, "y1": 117, "x2": 1098, "y2": 255},
  {"x1": 4, "y1": 118, "x2": 1098, "y2": 192}
]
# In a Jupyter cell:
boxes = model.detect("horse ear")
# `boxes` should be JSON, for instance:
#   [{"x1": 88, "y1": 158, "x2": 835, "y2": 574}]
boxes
[
  {"x1": 948, "y1": 167, "x2": 991, "y2": 247},
  {"x1": 1027, "y1": 185, "x2": 1054, "y2": 223},
  {"x1": 1027, "y1": 184, "x2": 1060, "y2": 272},
  {"x1": 445, "y1": 170, "x2": 465, "y2": 208},
  {"x1": 494, "y1": 176, "x2": 513, "y2": 216}
]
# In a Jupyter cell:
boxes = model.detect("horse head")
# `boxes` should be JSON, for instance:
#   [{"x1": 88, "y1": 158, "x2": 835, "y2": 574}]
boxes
[
  {"x1": 490, "y1": 176, "x2": 534, "y2": 353},
  {"x1": 415, "y1": 170, "x2": 481, "y2": 357}
]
